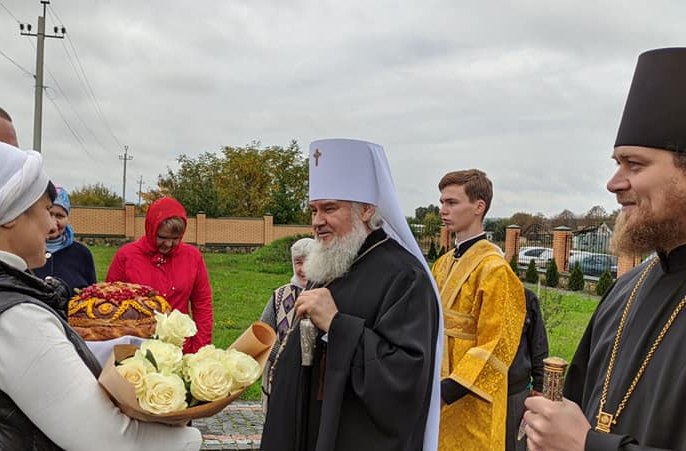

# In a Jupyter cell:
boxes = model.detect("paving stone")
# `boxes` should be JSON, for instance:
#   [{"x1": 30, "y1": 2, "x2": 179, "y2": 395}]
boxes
[{"x1": 197, "y1": 401, "x2": 264, "y2": 451}]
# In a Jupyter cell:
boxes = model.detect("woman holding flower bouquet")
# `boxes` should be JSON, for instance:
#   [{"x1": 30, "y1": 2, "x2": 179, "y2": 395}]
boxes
[
  {"x1": 0, "y1": 142, "x2": 201, "y2": 450},
  {"x1": 106, "y1": 196, "x2": 213, "y2": 353}
]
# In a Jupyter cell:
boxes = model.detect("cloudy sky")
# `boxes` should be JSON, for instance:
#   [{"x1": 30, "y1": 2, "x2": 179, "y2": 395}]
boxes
[{"x1": 1, "y1": 0, "x2": 684, "y2": 219}]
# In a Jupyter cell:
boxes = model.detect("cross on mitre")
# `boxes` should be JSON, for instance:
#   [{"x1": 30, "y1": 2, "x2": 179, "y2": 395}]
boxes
[{"x1": 313, "y1": 148, "x2": 322, "y2": 167}]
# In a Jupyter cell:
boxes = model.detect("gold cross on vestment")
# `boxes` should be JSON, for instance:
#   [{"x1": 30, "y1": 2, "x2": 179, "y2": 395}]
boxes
[{"x1": 313, "y1": 148, "x2": 322, "y2": 166}]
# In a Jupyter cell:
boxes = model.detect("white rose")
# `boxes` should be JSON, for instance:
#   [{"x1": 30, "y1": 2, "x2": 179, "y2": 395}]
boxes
[
  {"x1": 140, "y1": 339, "x2": 183, "y2": 375},
  {"x1": 116, "y1": 353, "x2": 156, "y2": 398},
  {"x1": 187, "y1": 359, "x2": 233, "y2": 402},
  {"x1": 223, "y1": 348, "x2": 261, "y2": 391},
  {"x1": 182, "y1": 344, "x2": 225, "y2": 382},
  {"x1": 154, "y1": 310, "x2": 197, "y2": 347},
  {"x1": 138, "y1": 372, "x2": 188, "y2": 414}
]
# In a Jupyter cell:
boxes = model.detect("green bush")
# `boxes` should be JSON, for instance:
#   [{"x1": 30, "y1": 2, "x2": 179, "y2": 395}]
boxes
[
  {"x1": 525, "y1": 259, "x2": 539, "y2": 283},
  {"x1": 596, "y1": 270, "x2": 614, "y2": 296},
  {"x1": 509, "y1": 253, "x2": 519, "y2": 278},
  {"x1": 427, "y1": 239, "x2": 438, "y2": 261},
  {"x1": 439, "y1": 246, "x2": 447, "y2": 257},
  {"x1": 568, "y1": 262, "x2": 585, "y2": 291},
  {"x1": 545, "y1": 259, "x2": 559, "y2": 287}
]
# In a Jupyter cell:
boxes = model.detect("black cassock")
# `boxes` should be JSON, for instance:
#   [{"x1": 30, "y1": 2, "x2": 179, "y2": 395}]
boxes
[
  {"x1": 261, "y1": 229, "x2": 439, "y2": 451},
  {"x1": 564, "y1": 245, "x2": 686, "y2": 450}
]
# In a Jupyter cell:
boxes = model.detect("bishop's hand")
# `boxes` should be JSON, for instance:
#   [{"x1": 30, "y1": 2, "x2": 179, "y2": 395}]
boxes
[
  {"x1": 295, "y1": 288, "x2": 338, "y2": 332},
  {"x1": 523, "y1": 396, "x2": 590, "y2": 451}
]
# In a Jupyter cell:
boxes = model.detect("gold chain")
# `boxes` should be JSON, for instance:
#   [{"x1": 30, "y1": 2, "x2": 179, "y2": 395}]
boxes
[
  {"x1": 266, "y1": 237, "x2": 390, "y2": 392},
  {"x1": 596, "y1": 257, "x2": 686, "y2": 433}
]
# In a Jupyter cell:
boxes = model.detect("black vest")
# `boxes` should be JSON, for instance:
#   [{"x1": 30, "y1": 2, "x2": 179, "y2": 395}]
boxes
[{"x1": 0, "y1": 262, "x2": 101, "y2": 451}]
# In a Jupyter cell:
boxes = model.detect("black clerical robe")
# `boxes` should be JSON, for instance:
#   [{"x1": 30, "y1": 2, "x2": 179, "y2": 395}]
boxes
[
  {"x1": 564, "y1": 245, "x2": 686, "y2": 450},
  {"x1": 261, "y1": 229, "x2": 439, "y2": 451}
]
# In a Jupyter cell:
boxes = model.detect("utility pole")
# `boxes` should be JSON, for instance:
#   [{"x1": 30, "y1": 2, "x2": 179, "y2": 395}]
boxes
[
  {"x1": 119, "y1": 145, "x2": 133, "y2": 205},
  {"x1": 20, "y1": 0, "x2": 66, "y2": 153},
  {"x1": 137, "y1": 175, "x2": 144, "y2": 207}
]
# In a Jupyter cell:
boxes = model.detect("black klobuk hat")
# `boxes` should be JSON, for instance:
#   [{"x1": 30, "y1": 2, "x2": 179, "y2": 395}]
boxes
[{"x1": 615, "y1": 47, "x2": 686, "y2": 152}]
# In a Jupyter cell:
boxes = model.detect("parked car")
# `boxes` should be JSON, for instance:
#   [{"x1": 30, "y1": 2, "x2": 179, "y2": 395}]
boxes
[
  {"x1": 518, "y1": 246, "x2": 553, "y2": 268},
  {"x1": 569, "y1": 252, "x2": 617, "y2": 278}
]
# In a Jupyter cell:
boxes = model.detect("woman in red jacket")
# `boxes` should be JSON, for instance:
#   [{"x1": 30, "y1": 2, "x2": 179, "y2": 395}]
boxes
[{"x1": 106, "y1": 197, "x2": 212, "y2": 353}]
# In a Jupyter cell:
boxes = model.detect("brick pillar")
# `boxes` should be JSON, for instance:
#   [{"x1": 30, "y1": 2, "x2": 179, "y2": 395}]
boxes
[
  {"x1": 504, "y1": 225, "x2": 521, "y2": 263},
  {"x1": 617, "y1": 254, "x2": 641, "y2": 278},
  {"x1": 552, "y1": 226, "x2": 572, "y2": 272},
  {"x1": 196, "y1": 212, "x2": 207, "y2": 246},
  {"x1": 263, "y1": 215, "x2": 274, "y2": 245},
  {"x1": 439, "y1": 226, "x2": 451, "y2": 251},
  {"x1": 124, "y1": 203, "x2": 135, "y2": 240}
]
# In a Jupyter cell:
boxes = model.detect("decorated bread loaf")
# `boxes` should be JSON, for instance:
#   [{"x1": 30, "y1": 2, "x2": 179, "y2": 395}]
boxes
[{"x1": 68, "y1": 282, "x2": 171, "y2": 341}]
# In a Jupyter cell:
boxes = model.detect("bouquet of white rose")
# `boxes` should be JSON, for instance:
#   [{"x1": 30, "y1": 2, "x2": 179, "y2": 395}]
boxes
[{"x1": 98, "y1": 311, "x2": 276, "y2": 425}]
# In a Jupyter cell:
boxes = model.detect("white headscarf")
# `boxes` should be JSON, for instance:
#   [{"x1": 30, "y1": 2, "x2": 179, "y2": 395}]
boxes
[
  {"x1": 290, "y1": 237, "x2": 314, "y2": 288},
  {"x1": 0, "y1": 142, "x2": 51, "y2": 225},
  {"x1": 309, "y1": 138, "x2": 443, "y2": 451}
]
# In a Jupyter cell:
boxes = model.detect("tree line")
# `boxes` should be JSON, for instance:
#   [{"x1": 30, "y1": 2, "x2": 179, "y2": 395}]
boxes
[
  {"x1": 71, "y1": 140, "x2": 309, "y2": 224},
  {"x1": 69, "y1": 140, "x2": 618, "y2": 229}
]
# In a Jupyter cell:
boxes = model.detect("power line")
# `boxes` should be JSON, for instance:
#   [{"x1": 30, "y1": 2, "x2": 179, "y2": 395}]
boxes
[
  {"x1": 20, "y1": 0, "x2": 66, "y2": 152},
  {"x1": 0, "y1": 48, "x2": 33, "y2": 77},
  {"x1": 44, "y1": 89, "x2": 98, "y2": 162},
  {"x1": 48, "y1": 4, "x2": 123, "y2": 149},
  {"x1": 0, "y1": 0, "x2": 20, "y2": 23},
  {"x1": 44, "y1": 64, "x2": 115, "y2": 157}
]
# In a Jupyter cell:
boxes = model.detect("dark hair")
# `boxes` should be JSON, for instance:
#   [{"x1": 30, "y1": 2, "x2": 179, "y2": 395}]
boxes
[
  {"x1": 674, "y1": 152, "x2": 686, "y2": 171},
  {"x1": 0, "y1": 107, "x2": 12, "y2": 123},
  {"x1": 438, "y1": 169, "x2": 493, "y2": 217},
  {"x1": 46, "y1": 181, "x2": 57, "y2": 202}
]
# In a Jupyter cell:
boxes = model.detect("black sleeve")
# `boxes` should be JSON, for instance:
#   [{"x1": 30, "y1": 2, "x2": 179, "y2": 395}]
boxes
[
  {"x1": 441, "y1": 378, "x2": 469, "y2": 404},
  {"x1": 526, "y1": 291, "x2": 549, "y2": 392},
  {"x1": 586, "y1": 430, "x2": 672, "y2": 451}
]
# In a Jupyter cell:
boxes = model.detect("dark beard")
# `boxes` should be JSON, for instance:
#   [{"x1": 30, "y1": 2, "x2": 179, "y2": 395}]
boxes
[{"x1": 611, "y1": 206, "x2": 685, "y2": 255}]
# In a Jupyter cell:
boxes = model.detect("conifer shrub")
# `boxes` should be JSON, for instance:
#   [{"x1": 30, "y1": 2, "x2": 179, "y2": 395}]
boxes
[
  {"x1": 525, "y1": 259, "x2": 539, "y2": 284},
  {"x1": 568, "y1": 262, "x2": 585, "y2": 291},
  {"x1": 428, "y1": 240, "x2": 438, "y2": 261},
  {"x1": 545, "y1": 259, "x2": 559, "y2": 288},
  {"x1": 596, "y1": 270, "x2": 614, "y2": 296},
  {"x1": 509, "y1": 253, "x2": 520, "y2": 278}
]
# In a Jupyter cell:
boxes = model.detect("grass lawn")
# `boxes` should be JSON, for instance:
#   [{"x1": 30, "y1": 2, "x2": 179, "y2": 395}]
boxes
[{"x1": 88, "y1": 240, "x2": 598, "y2": 400}]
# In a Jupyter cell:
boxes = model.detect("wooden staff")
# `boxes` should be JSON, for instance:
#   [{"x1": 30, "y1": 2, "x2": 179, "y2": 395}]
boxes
[{"x1": 518, "y1": 356, "x2": 569, "y2": 442}]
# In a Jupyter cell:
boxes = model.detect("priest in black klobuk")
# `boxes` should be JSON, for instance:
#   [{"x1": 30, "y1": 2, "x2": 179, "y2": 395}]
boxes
[
  {"x1": 260, "y1": 138, "x2": 443, "y2": 451},
  {"x1": 524, "y1": 47, "x2": 686, "y2": 451}
]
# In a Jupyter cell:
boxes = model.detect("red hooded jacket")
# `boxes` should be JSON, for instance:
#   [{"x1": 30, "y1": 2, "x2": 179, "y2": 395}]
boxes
[{"x1": 106, "y1": 197, "x2": 213, "y2": 353}]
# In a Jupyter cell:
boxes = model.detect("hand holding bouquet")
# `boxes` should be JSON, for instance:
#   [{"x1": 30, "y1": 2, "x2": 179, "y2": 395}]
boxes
[{"x1": 99, "y1": 312, "x2": 276, "y2": 424}]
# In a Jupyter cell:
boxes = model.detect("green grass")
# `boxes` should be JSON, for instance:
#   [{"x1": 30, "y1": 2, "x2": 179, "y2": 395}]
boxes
[
  {"x1": 87, "y1": 241, "x2": 598, "y2": 400},
  {"x1": 88, "y1": 236, "x2": 306, "y2": 401},
  {"x1": 525, "y1": 284, "x2": 598, "y2": 363}
]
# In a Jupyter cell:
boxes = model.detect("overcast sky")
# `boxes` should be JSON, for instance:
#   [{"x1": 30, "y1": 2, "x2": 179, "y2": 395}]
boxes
[{"x1": 2, "y1": 0, "x2": 684, "y2": 219}]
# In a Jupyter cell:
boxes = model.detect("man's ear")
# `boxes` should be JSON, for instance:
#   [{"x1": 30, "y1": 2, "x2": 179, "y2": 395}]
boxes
[
  {"x1": 474, "y1": 199, "x2": 486, "y2": 217},
  {"x1": 360, "y1": 204, "x2": 375, "y2": 222}
]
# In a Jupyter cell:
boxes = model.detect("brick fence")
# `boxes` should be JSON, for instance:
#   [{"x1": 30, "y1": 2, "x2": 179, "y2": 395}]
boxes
[{"x1": 69, "y1": 204, "x2": 312, "y2": 246}]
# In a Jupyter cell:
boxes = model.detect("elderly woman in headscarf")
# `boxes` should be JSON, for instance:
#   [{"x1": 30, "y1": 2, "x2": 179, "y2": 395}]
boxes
[
  {"x1": 259, "y1": 236, "x2": 314, "y2": 411},
  {"x1": 0, "y1": 142, "x2": 201, "y2": 450},
  {"x1": 34, "y1": 187, "x2": 97, "y2": 295},
  {"x1": 106, "y1": 196, "x2": 213, "y2": 353}
]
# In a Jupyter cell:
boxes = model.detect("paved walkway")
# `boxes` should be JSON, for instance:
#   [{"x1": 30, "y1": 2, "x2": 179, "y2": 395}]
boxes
[{"x1": 195, "y1": 401, "x2": 264, "y2": 450}]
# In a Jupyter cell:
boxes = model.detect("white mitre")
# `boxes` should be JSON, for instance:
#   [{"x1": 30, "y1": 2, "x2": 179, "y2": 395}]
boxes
[{"x1": 308, "y1": 138, "x2": 443, "y2": 451}]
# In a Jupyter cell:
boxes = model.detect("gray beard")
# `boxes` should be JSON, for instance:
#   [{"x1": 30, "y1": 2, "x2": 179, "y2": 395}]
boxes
[{"x1": 304, "y1": 219, "x2": 369, "y2": 285}]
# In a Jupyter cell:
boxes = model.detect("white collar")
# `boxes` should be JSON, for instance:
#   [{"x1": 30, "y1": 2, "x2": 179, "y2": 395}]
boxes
[
  {"x1": 454, "y1": 231, "x2": 487, "y2": 249},
  {"x1": 0, "y1": 250, "x2": 28, "y2": 271}
]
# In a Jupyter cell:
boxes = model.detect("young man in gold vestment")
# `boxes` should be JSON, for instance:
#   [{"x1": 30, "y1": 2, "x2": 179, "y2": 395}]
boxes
[{"x1": 432, "y1": 169, "x2": 526, "y2": 450}]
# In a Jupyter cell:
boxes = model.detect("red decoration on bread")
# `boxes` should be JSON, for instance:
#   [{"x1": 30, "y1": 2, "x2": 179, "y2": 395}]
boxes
[{"x1": 68, "y1": 282, "x2": 171, "y2": 341}]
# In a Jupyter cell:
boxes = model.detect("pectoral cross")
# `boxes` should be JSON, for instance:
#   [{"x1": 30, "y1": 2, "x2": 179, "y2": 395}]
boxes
[{"x1": 313, "y1": 148, "x2": 322, "y2": 166}]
